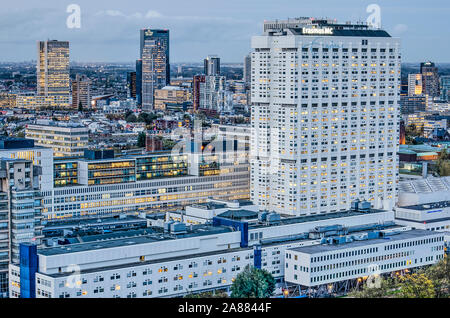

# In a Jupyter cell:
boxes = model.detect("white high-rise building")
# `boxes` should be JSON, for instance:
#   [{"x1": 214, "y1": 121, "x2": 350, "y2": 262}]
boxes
[{"x1": 250, "y1": 18, "x2": 401, "y2": 216}]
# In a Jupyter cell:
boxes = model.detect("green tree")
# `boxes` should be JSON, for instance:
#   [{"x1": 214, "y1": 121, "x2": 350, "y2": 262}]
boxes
[
  {"x1": 230, "y1": 265, "x2": 275, "y2": 298},
  {"x1": 397, "y1": 273, "x2": 435, "y2": 298},
  {"x1": 78, "y1": 100, "x2": 83, "y2": 112},
  {"x1": 349, "y1": 276, "x2": 397, "y2": 298},
  {"x1": 162, "y1": 138, "x2": 177, "y2": 150},
  {"x1": 184, "y1": 291, "x2": 228, "y2": 298},
  {"x1": 137, "y1": 132, "x2": 146, "y2": 148},
  {"x1": 425, "y1": 256, "x2": 450, "y2": 298},
  {"x1": 126, "y1": 113, "x2": 137, "y2": 123},
  {"x1": 436, "y1": 149, "x2": 450, "y2": 176}
]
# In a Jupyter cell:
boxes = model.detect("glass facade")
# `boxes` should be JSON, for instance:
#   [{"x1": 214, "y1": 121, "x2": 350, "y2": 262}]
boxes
[
  {"x1": 136, "y1": 155, "x2": 188, "y2": 181},
  {"x1": 140, "y1": 29, "x2": 170, "y2": 111}
]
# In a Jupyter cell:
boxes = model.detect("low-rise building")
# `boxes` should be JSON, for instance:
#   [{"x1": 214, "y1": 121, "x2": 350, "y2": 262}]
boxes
[{"x1": 25, "y1": 121, "x2": 89, "y2": 158}]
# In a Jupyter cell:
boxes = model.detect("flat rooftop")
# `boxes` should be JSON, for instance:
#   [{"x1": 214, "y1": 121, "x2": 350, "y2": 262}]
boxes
[
  {"x1": 248, "y1": 208, "x2": 388, "y2": 229},
  {"x1": 43, "y1": 215, "x2": 147, "y2": 230},
  {"x1": 289, "y1": 229, "x2": 441, "y2": 255},
  {"x1": 399, "y1": 200, "x2": 450, "y2": 211},
  {"x1": 38, "y1": 224, "x2": 235, "y2": 257}
]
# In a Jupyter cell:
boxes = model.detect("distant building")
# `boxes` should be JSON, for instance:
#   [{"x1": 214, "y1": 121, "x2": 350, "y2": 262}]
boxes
[
  {"x1": 400, "y1": 95, "x2": 431, "y2": 114},
  {"x1": 140, "y1": 29, "x2": 170, "y2": 111},
  {"x1": 193, "y1": 75, "x2": 206, "y2": 111},
  {"x1": 37, "y1": 40, "x2": 70, "y2": 108},
  {"x1": 154, "y1": 86, "x2": 190, "y2": 111},
  {"x1": 204, "y1": 55, "x2": 220, "y2": 76},
  {"x1": 136, "y1": 59, "x2": 143, "y2": 106},
  {"x1": 0, "y1": 158, "x2": 43, "y2": 298},
  {"x1": 198, "y1": 75, "x2": 226, "y2": 111},
  {"x1": 127, "y1": 71, "x2": 137, "y2": 99},
  {"x1": 0, "y1": 93, "x2": 16, "y2": 109},
  {"x1": 72, "y1": 75, "x2": 91, "y2": 109},
  {"x1": 25, "y1": 121, "x2": 89, "y2": 158},
  {"x1": 15, "y1": 93, "x2": 71, "y2": 109},
  {"x1": 243, "y1": 54, "x2": 251, "y2": 87},
  {"x1": 145, "y1": 135, "x2": 163, "y2": 152},
  {"x1": 408, "y1": 73, "x2": 423, "y2": 96},
  {"x1": 440, "y1": 75, "x2": 450, "y2": 102},
  {"x1": 420, "y1": 61, "x2": 440, "y2": 98}
]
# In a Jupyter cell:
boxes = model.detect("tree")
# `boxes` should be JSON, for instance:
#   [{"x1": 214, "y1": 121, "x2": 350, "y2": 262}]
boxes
[
  {"x1": 126, "y1": 113, "x2": 137, "y2": 123},
  {"x1": 184, "y1": 291, "x2": 228, "y2": 298},
  {"x1": 425, "y1": 256, "x2": 450, "y2": 298},
  {"x1": 230, "y1": 265, "x2": 275, "y2": 298},
  {"x1": 137, "y1": 132, "x2": 146, "y2": 148},
  {"x1": 349, "y1": 276, "x2": 397, "y2": 298},
  {"x1": 78, "y1": 100, "x2": 83, "y2": 112},
  {"x1": 397, "y1": 273, "x2": 435, "y2": 298}
]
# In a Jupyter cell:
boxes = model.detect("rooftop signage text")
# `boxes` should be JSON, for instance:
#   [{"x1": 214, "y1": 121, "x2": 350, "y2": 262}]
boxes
[{"x1": 302, "y1": 27, "x2": 333, "y2": 35}]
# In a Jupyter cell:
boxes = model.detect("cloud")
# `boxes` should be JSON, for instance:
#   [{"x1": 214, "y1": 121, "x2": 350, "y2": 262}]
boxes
[
  {"x1": 145, "y1": 10, "x2": 163, "y2": 19},
  {"x1": 392, "y1": 24, "x2": 408, "y2": 34}
]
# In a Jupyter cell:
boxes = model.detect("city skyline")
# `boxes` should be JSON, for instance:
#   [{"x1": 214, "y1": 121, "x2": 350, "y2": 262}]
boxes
[{"x1": 1, "y1": 0, "x2": 450, "y2": 63}]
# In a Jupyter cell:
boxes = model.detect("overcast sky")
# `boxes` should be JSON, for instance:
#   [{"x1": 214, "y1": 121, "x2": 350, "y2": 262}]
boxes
[{"x1": 1, "y1": 0, "x2": 449, "y2": 63}]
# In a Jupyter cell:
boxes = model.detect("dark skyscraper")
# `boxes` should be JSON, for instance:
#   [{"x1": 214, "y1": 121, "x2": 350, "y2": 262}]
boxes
[
  {"x1": 204, "y1": 55, "x2": 220, "y2": 76},
  {"x1": 420, "y1": 61, "x2": 440, "y2": 97},
  {"x1": 193, "y1": 74, "x2": 206, "y2": 111},
  {"x1": 140, "y1": 29, "x2": 170, "y2": 111},
  {"x1": 127, "y1": 71, "x2": 137, "y2": 99},
  {"x1": 136, "y1": 59, "x2": 142, "y2": 106}
]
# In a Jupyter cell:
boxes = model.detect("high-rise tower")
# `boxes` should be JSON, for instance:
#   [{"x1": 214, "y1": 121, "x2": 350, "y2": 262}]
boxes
[
  {"x1": 37, "y1": 40, "x2": 70, "y2": 107},
  {"x1": 250, "y1": 18, "x2": 401, "y2": 216},
  {"x1": 140, "y1": 29, "x2": 170, "y2": 111}
]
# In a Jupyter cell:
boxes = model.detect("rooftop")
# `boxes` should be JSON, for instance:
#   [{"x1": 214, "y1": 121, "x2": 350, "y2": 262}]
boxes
[
  {"x1": 399, "y1": 200, "x2": 450, "y2": 211},
  {"x1": 289, "y1": 229, "x2": 441, "y2": 255},
  {"x1": 248, "y1": 208, "x2": 387, "y2": 229},
  {"x1": 38, "y1": 224, "x2": 235, "y2": 256}
]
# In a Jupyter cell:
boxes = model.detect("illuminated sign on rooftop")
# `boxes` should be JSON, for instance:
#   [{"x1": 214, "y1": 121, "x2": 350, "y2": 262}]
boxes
[{"x1": 302, "y1": 27, "x2": 333, "y2": 35}]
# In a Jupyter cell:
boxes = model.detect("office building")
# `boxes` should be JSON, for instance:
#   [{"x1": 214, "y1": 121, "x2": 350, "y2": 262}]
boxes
[
  {"x1": 0, "y1": 93, "x2": 16, "y2": 109},
  {"x1": 0, "y1": 137, "x2": 53, "y2": 191},
  {"x1": 285, "y1": 229, "x2": 444, "y2": 293},
  {"x1": 440, "y1": 75, "x2": 450, "y2": 102},
  {"x1": 140, "y1": 29, "x2": 170, "y2": 111},
  {"x1": 420, "y1": 62, "x2": 440, "y2": 98},
  {"x1": 396, "y1": 201, "x2": 450, "y2": 232},
  {"x1": 193, "y1": 75, "x2": 206, "y2": 111},
  {"x1": 204, "y1": 55, "x2": 220, "y2": 76},
  {"x1": 243, "y1": 54, "x2": 251, "y2": 87},
  {"x1": 10, "y1": 199, "x2": 446, "y2": 298},
  {"x1": 127, "y1": 72, "x2": 137, "y2": 99},
  {"x1": 43, "y1": 146, "x2": 250, "y2": 220},
  {"x1": 136, "y1": 59, "x2": 143, "y2": 106},
  {"x1": 198, "y1": 75, "x2": 226, "y2": 111},
  {"x1": 16, "y1": 94, "x2": 71, "y2": 109},
  {"x1": 9, "y1": 202, "x2": 400, "y2": 298},
  {"x1": 400, "y1": 94, "x2": 432, "y2": 114},
  {"x1": 25, "y1": 121, "x2": 89, "y2": 158},
  {"x1": 408, "y1": 74, "x2": 423, "y2": 96},
  {"x1": 0, "y1": 158, "x2": 43, "y2": 298},
  {"x1": 154, "y1": 86, "x2": 190, "y2": 111},
  {"x1": 37, "y1": 40, "x2": 70, "y2": 108},
  {"x1": 250, "y1": 18, "x2": 400, "y2": 216},
  {"x1": 72, "y1": 75, "x2": 91, "y2": 110}
]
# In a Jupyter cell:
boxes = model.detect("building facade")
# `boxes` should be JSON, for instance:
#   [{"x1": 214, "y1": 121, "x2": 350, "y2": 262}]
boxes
[
  {"x1": 420, "y1": 62, "x2": 440, "y2": 98},
  {"x1": 0, "y1": 159, "x2": 43, "y2": 298},
  {"x1": 72, "y1": 75, "x2": 92, "y2": 109},
  {"x1": 25, "y1": 122, "x2": 89, "y2": 158},
  {"x1": 140, "y1": 29, "x2": 170, "y2": 111},
  {"x1": 250, "y1": 18, "x2": 401, "y2": 216},
  {"x1": 37, "y1": 40, "x2": 70, "y2": 108},
  {"x1": 204, "y1": 55, "x2": 220, "y2": 76}
]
